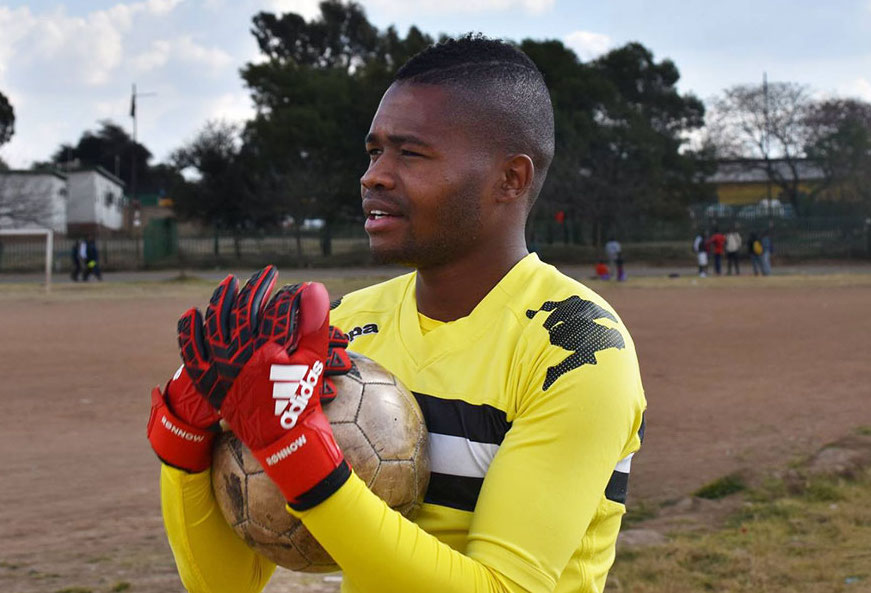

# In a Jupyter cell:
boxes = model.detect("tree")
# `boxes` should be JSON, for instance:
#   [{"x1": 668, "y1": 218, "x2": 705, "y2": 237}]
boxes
[
  {"x1": 241, "y1": 1, "x2": 433, "y2": 252},
  {"x1": 39, "y1": 120, "x2": 161, "y2": 193},
  {"x1": 707, "y1": 81, "x2": 815, "y2": 211},
  {"x1": 0, "y1": 174, "x2": 60, "y2": 228},
  {"x1": 0, "y1": 90, "x2": 13, "y2": 148},
  {"x1": 805, "y1": 98, "x2": 871, "y2": 214},
  {"x1": 171, "y1": 121, "x2": 279, "y2": 250},
  {"x1": 524, "y1": 40, "x2": 712, "y2": 244}
]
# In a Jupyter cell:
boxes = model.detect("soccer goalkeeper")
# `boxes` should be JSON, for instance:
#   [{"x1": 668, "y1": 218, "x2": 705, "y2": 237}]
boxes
[{"x1": 148, "y1": 35, "x2": 647, "y2": 593}]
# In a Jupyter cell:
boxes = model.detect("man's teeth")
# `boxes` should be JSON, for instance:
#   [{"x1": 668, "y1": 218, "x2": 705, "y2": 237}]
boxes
[{"x1": 371, "y1": 210, "x2": 389, "y2": 219}]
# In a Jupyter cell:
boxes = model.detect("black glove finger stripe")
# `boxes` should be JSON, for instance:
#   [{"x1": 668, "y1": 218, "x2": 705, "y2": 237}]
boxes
[
  {"x1": 247, "y1": 265, "x2": 277, "y2": 330},
  {"x1": 178, "y1": 307, "x2": 209, "y2": 366},
  {"x1": 205, "y1": 275, "x2": 238, "y2": 345}
]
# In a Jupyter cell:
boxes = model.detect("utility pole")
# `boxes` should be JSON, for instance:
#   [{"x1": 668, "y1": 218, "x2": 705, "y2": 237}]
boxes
[{"x1": 129, "y1": 84, "x2": 156, "y2": 266}]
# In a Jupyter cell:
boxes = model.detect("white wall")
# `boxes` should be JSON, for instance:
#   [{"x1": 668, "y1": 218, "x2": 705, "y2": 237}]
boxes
[
  {"x1": 0, "y1": 172, "x2": 67, "y2": 232},
  {"x1": 67, "y1": 170, "x2": 125, "y2": 230}
]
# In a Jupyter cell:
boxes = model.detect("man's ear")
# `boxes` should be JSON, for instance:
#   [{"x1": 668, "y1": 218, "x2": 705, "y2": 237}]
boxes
[{"x1": 498, "y1": 154, "x2": 534, "y2": 204}]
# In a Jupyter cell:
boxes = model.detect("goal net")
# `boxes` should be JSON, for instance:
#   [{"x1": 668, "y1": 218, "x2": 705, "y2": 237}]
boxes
[{"x1": 0, "y1": 228, "x2": 54, "y2": 292}]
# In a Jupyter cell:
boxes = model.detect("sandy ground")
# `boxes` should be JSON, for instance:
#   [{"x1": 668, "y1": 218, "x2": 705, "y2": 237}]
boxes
[{"x1": 1, "y1": 269, "x2": 869, "y2": 592}]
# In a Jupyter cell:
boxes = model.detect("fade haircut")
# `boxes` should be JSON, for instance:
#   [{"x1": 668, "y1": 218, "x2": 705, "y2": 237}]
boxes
[{"x1": 393, "y1": 34, "x2": 555, "y2": 207}]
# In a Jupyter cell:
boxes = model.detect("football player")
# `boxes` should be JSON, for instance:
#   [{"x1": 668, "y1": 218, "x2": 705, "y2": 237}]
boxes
[{"x1": 148, "y1": 34, "x2": 646, "y2": 593}]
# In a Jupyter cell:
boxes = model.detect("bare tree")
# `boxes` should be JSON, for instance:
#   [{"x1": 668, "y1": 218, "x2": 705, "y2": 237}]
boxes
[
  {"x1": 0, "y1": 174, "x2": 63, "y2": 229},
  {"x1": 707, "y1": 81, "x2": 815, "y2": 211}
]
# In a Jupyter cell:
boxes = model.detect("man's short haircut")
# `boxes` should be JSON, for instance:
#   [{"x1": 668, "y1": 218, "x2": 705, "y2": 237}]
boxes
[{"x1": 393, "y1": 34, "x2": 555, "y2": 207}]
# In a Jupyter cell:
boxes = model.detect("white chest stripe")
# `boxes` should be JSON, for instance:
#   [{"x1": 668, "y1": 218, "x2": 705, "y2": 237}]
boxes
[
  {"x1": 615, "y1": 452, "x2": 633, "y2": 474},
  {"x1": 428, "y1": 433, "x2": 501, "y2": 479}
]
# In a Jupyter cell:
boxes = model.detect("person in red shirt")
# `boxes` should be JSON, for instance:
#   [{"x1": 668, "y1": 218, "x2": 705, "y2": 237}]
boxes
[{"x1": 706, "y1": 228, "x2": 727, "y2": 276}]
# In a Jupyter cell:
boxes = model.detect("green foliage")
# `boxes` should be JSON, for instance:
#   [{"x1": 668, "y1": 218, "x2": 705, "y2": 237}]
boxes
[
  {"x1": 110, "y1": 582, "x2": 131, "y2": 592},
  {"x1": 693, "y1": 473, "x2": 746, "y2": 499},
  {"x1": 523, "y1": 39, "x2": 713, "y2": 245},
  {"x1": 0, "y1": 89, "x2": 13, "y2": 147}
]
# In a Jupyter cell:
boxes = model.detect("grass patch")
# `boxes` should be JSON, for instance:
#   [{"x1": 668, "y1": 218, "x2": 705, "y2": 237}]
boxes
[
  {"x1": 609, "y1": 469, "x2": 871, "y2": 593},
  {"x1": 54, "y1": 588, "x2": 93, "y2": 593},
  {"x1": 110, "y1": 582, "x2": 131, "y2": 592},
  {"x1": 622, "y1": 500, "x2": 659, "y2": 527},
  {"x1": 855, "y1": 425, "x2": 871, "y2": 436},
  {"x1": 693, "y1": 473, "x2": 746, "y2": 499}
]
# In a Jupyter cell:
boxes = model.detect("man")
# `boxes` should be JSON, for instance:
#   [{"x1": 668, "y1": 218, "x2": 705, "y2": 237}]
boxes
[
  {"x1": 725, "y1": 228, "x2": 742, "y2": 275},
  {"x1": 706, "y1": 228, "x2": 726, "y2": 276},
  {"x1": 149, "y1": 35, "x2": 646, "y2": 593},
  {"x1": 604, "y1": 237, "x2": 621, "y2": 281}
]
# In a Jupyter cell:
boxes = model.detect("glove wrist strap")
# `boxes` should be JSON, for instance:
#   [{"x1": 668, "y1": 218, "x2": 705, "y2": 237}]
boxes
[
  {"x1": 147, "y1": 387, "x2": 215, "y2": 473},
  {"x1": 252, "y1": 412, "x2": 349, "y2": 508}
]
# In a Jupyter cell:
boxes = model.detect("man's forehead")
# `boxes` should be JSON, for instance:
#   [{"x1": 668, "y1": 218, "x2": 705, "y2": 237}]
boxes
[{"x1": 367, "y1": 83, "x2": 472, "y2": 140}]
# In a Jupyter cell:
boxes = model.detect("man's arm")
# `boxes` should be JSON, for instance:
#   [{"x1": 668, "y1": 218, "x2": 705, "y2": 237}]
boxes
[
  {"x1": 292, "y1": 339, "x2": 645, "y2": 593},
  {"x1": 161, "y1": 466, "x2": 276, "y2": 593}
]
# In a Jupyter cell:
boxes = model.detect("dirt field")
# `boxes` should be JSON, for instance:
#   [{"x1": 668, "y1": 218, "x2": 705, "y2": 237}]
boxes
[{"x1": 1, "y1": 269, "x2": 869, "y2": 593}]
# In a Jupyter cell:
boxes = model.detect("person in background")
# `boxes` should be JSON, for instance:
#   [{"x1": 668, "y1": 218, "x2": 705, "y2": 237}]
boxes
[
  {"x1": 725, "y1": 227, "x2": 742, "y2": 275},
  {"x1": 748, "y1": 231, "x2": 763, "y2": 276},
  {"x1": 595, "y1": 260, "x2": 610, "y2": 280},
  {"x1": 760, "y1": 229, "x2": 773, "y2": 276},
  {"x1": 693, "y1": 230, "x2": 708, "y2": 277},
  {"x1": 82, "y1": 236, "x2": 102, "y2": 281},
  {"x1": 706, "y1": 227, "x2": 726, "y2": 276},
  {"x1": 604, "y1": 236, "x2": 621, "y2": 280},
  {"x1": 70, "y1": 239, "x2": 83, "y2": 281}
]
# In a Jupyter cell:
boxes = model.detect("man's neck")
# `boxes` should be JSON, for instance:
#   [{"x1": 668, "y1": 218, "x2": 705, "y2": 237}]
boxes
[{"x1": 414, "y1": 240, "x2": 528, "y2": 322}]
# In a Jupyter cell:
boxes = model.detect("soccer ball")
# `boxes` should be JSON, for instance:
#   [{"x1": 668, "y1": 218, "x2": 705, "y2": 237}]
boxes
[{"x1": 210, "y1": 351, "x2": 430, "y2": 572}]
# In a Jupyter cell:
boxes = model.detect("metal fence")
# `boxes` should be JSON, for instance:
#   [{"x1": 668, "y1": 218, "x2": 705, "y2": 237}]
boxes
[{"x1": 0, "y1": 215, "x2": 868, "y2": 274}]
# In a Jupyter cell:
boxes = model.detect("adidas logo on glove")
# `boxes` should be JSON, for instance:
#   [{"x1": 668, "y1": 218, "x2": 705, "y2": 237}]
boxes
[{"x1": 270, "y1": 362, "x2": 324, "y2": 429}]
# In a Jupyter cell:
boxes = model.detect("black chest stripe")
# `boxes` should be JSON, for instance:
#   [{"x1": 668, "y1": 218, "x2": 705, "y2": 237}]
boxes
[
  {"x1": 413, "y1": 392, "x2": 512, "y2": 512},
  {"x1": 412, "y1": 392, "x2": 512, "y2": 445}
]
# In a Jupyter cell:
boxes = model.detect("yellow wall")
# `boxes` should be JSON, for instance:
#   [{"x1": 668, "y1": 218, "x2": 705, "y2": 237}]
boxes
[{"x1": 716, "y1": 182, "x2": 822, "y2": 205}]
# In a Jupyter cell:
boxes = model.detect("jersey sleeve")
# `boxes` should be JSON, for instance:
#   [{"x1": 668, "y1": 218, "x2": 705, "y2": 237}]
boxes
[
  {"x1": 160, "y1": 465, "x2": 276, "y2": 593},
  {"x1": 292, "y1": 313, "x2": 645, "y2": 593}
]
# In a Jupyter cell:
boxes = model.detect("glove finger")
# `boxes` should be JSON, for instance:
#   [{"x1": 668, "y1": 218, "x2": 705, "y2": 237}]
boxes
[
  {"x1": 294, "y1": 282, "x2": 330, "y2": 357},
  {"x1": 328, "y1": 325, "x2": 349, "y2": 348},
  {"x1": 235, "y1": 266, "x2": 278, "y2": 340},
  {"x1": 259, "y1": 283, "x2": 304, "y2": 349},
  {"x1": 320, "y1": 378, "x2": 338, "y2": 404},
  {"x1": 204, "y1": 275, "x2": 239, "y2": 346},
  {"x1": 178, "y1": 307, "x2": 209, "y2": 370},
  {"x1": 325, "y1": 345, "x2": 352, "y2": 376}
]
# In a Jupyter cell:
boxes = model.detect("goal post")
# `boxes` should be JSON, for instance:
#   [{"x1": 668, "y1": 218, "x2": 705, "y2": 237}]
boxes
[{"x1": 0, "y1": 228, "x2": 54, "y2": 293}]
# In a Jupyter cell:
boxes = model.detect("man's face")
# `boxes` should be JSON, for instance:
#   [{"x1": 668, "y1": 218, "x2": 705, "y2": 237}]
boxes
[{"x1": 361, "y1": 83, "x2": 498, "y2": 269}]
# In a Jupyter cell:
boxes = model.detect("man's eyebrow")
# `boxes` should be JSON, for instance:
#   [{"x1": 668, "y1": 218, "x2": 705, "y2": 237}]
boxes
[{"x1": 365, "y1": 132, "x2": 431, "y2": 148}]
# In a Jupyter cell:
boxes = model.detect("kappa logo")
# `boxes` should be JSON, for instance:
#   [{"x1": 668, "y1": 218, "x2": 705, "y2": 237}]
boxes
[
  {"x1": 270, "y1": 361, "x2": 324, "y2": 429},
  {"x1": 344, "y1": 323, "x2": 379, "y2": 343},
  {"x1": 526, "y1": 296, "x2": 625, "y2": 390}
]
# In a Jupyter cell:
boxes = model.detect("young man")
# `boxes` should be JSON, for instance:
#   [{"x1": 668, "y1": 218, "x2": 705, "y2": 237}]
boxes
[{"x1": 148, "y1": 36, "x2": 646, "y2": 593}]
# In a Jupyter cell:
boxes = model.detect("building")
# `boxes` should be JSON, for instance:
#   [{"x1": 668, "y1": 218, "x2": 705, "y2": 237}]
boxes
[
  {"x1": 710, "y1": 159, "x2": 825, "y2": 206},
  {"x1": 0, "y1": 169, "x2": 68, "y2": 232},
  {"x1": 66, "y1": 167, "x2": 126, "y2": 235},
  {"x1": 0, "y1": 166, "x2": 126, "y2": 235}
]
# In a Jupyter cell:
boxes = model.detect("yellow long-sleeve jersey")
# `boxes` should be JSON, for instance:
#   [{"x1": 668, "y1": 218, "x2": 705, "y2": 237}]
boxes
[{"x1": 161, "y1": 253, "x2": 647, "y2": 593}]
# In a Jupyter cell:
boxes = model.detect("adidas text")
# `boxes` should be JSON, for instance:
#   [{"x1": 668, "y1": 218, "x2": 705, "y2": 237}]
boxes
[{"x1": 265, "y1": 434, "x2": 307, "y2": 466}]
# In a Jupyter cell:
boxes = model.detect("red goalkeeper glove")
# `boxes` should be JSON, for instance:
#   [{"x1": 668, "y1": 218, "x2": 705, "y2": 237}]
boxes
[
  {"x1": 178, "y1": 267, "x2": 352, "y2": 509},
  {"x1": 146, "y1": 365, "x2": 222, "y2": 473},
  {"x1": 147, "y1": 266, "x2": 278, "y2": 473}
]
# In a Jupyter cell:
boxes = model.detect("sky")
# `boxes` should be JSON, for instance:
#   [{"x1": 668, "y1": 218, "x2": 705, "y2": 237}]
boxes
[{"x1": 1, "y1": 0, "x2": 870, "y2": 168}]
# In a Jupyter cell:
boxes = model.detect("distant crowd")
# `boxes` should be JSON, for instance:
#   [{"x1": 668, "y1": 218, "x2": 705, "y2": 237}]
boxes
[{"x1": 692, "y1": 228, "x2": 772, "y2": 277}]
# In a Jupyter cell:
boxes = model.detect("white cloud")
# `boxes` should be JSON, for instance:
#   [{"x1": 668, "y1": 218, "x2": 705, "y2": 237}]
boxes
[
  {"x1": 261, "y1": 0, "x2": 322, "y2": 19},
  {"x1": 208, "y1": 92, "x2": 256, "y2": 123},
  {"x1": 175, "y1": 36, "x2": 235, "y2": 71},
  {"x1": 839, "y1": 77, "x2": 871, "y2": 101},
  {"x1": 366, "y1": 0, "x2": 555, "y2": 15},
  {"x1": 563, "y1": 30, "x2": 612, "y2": 62}
]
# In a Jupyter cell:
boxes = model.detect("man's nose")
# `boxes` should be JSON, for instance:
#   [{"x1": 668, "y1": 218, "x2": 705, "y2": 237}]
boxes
[{"x1": 361, "y1": 155, "x2": 395, "y2": 191}]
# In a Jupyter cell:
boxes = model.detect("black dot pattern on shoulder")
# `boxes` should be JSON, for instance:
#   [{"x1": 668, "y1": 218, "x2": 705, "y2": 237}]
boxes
[{"x1": 526, "y1": 296, "x2": 626, "y2": 390}]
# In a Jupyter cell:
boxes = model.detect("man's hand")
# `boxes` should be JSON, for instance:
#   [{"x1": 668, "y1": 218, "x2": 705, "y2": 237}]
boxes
[
  {"x1": 177, "y1": 267, "x2": 353, "y2": 509},
  {"x1": 146, "y1": 365, "x2": 222, "y2": 473}
]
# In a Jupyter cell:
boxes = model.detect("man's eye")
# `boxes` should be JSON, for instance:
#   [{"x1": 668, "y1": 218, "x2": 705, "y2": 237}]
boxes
[
  {"x1": 401, "y1": 149, "x2": 421, "y2": 157},
  {"x1": 367, "y1": 148, "x2": 382, "y2": 157}
]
